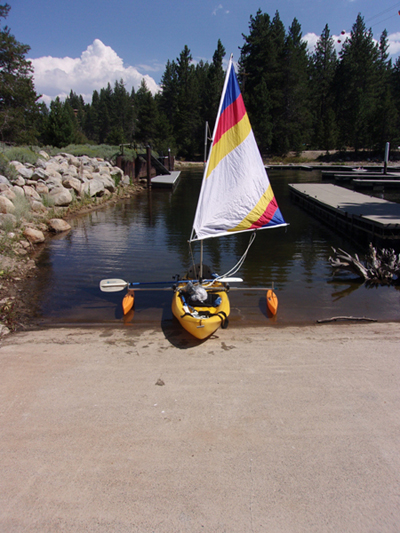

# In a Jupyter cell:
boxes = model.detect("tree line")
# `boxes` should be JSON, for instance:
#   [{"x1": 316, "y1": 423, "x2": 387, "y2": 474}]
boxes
[{"x1": 1, "y1": 3, "x2": 400, "y2": 159}]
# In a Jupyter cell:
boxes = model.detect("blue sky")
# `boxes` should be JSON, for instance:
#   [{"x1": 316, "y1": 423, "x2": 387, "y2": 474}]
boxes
[{"x1": 6, "y1": 0, "x2": 400, "y2": 104}]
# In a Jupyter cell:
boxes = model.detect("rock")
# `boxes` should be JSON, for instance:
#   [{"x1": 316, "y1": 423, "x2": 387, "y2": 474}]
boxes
[
  {"x1": 23, "y1": 185, "x2": 41, "y2": 201},
  {"x1": 39, "y1": 150, "x2": 50, "y2": 160},
  {"x1": 0, "y1": 175, "x2": 11, "y2": 186},
  {"x1": 35, "y1": 182, "x2": 49, "y2": 195},
  {"x1": 0, "y1": 213, "x2": 17, "y2": 226},
  {"x1": 1, "y1": 188, "x2": 16, "y2": 201},
  {"x1": 18, "y1": 166, "x2": 33, "y2": 179},
  {"x1": 0, "y1": 196, "x2": 15, "y2": 214},
  {"x1": 48, "y1": 186, "x2": 73, "y2": 206},
  {"x1": 48, "y1": 218, "x2": 71, "y2": 233},
  {"x1": 23, "y1": 227, "x2": 45, "y2": 244},
  {"x1": 13, "y1": 176, "x2": 25, "y2": 187},
  {"x1": 0, "y1": 324, "x2": 11, "y2": 337},
  {"x1": 30, "y1": 200, "x2": 46, "y2": 212},
  {"x1": 99, "y1": 174, "x2": 116, "y2": 192},
  {"x1": 12, "y1": 185, "x2": 25, "y2": 197},
  {"x1": 36, "y1": 158, "x2": 47, "y2": 169},
  {"x1": 9, "y1": 161, "x2": 24, "y2": 171},
  {"x1": 81, "y1": 177, "x2": 105, "y2": 197},
  {"x1": 62, "y1": 176, "x2": 82, "y2": 195},
  {"x1": 31, "y1": 167, "x2": 47, "y2": 181},
  {"x1": 46, "y1": 176, "x2": 63, "y2": 190}
]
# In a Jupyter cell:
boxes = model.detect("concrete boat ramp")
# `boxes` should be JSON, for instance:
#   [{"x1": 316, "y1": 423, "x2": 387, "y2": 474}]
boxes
[{"x1": 289, "y1": 183, "x2": 400, "y2": 245}]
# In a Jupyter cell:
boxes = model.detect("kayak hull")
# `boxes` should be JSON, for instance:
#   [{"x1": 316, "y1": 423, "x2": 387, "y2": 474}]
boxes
[{"x1": 172, "y1": 282, "x2": 230, "y2": 340}]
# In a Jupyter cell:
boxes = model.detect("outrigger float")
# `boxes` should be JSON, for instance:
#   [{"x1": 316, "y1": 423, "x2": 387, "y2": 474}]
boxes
[{"x1": 100, "y1": 56, "x2": 287, "y2": 339}]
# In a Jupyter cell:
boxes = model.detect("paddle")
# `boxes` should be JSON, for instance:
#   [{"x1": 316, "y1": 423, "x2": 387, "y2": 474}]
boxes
[{"x1": 99, "y1": 277, "x2": 243, "y2": 293}]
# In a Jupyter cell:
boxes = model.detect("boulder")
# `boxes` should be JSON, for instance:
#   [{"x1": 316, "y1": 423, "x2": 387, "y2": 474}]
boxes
[
  {"x1": 36, "y1": 158, "x2": 47, "y2": 169},
  {"x1": 23, "y1": 185, "x2": 41, "y2": 201},
  {"x1": 1, "y1": 188, "x2": 16, "y2": 201},
  {"x1": 18, "y1": 166, "x2": 33, "y2": 179},
  {"x1": 13, "y1": 176, "x2": 25, "y2": 187},
  {"x1": 30, "y1": 200, "x2": 46, "y2": 213},
  {"x1": 62, "y1": 176, "x2": 82, "y2": 195},
  {"x1": 48, "y1": 218, "x2": 71, "y2": 233},
  {"x1": 46, "y1": 176, "x2": 63, "y2": 190},
  {"x1": 81, "y1": 177, "x2": 105, "y2": 197},
  {"x1": 99, "y1": 174, "x2": 116, "y2": 192},
  {"x1": 35, "y1": 182, "x2": 49, "y2": 195},
  {"x1": 38, "y1": 150, "x2": 50, "y2": 160},
  {"x1": 12, "y1": 185, "x2": 25, "y2": 197},
  {"x1": 0, "y1": 175, "x2": 10, "y2": 186},
  {"x1": 48, "y1": 186, "x2": 73, "y2": 206},
  {"x1": 0, "y1": 196, "x2": 15, "y2": 214},
  {"x1": 23, "y1": 227, "x2": 45, "y2": 244},
  {"x1": 31, "y1": 167, "x2": 47, "y2": 181},
  {"x1": 0, "y1": 213, "x2": 17, "y2": 226}
]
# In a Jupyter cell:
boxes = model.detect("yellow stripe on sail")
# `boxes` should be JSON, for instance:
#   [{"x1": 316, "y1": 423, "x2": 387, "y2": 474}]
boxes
[
  {"x1": 228, "y1": 185, "x2": 274, "y2": 232},
  {"x1": 206, "y1": 113, "x2": 251, "y2": 178}
]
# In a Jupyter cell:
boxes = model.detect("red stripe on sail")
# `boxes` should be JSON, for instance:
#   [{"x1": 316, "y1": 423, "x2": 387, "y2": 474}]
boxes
[
  {"x1": 250, "y1": 197, "x2": 279, "y2": 229},
  {"x1": 214, "y1": 93, "x2": 246, "y2": 145}
]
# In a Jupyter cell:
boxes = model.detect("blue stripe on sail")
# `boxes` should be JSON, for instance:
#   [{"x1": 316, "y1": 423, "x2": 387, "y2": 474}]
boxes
[{"x1": 220, "y1": 67, "x2": 241, "y2": 115}]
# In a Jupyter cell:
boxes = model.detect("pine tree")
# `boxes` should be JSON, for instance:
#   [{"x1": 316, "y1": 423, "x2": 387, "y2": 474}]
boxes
[
  {"x1": 309, "y1": 24, "x2": 338, "y2": 151},
  {"x1": 135, "y1": 78, "x2": 158, "y2": 146},
  {"x1": 239, "y1": 10, "x2": 274, "y2": 153},
  {"x1": 280, "y1": 18, "x2": 311, "y2": 154},
  {"x1": 334, "y1": 14, "x2": 380, "y2": 151},
  {"x1": 0, "y1": 3, "x2": 40, "y2": 143},
  {"x1": 43, "y1": 97, "x2": 75, "y2": 147}
]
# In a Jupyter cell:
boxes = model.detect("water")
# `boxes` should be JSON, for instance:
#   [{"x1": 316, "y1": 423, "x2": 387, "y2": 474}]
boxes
[{"x1": 26, "y1": 168, "x2": 400, "y2": 327}]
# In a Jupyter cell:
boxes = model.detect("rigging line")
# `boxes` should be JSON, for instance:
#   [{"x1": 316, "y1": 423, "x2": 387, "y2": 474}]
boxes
[
  {"x1": 216, "y1": 231, "x2": 257, "y2": 281},
  {"x1": 365, "y1": 1, "x2": 400, "y2": 24}
]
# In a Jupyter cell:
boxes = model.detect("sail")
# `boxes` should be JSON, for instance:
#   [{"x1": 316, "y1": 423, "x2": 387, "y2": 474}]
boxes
[{"x1": 190, "y1": 57, "x2": 286, "y2": 242}]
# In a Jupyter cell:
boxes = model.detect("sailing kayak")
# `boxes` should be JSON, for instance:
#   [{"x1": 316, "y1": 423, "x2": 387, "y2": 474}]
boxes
[{"x1": 172, "y1": 281, "x2": 230, "y2": 340}]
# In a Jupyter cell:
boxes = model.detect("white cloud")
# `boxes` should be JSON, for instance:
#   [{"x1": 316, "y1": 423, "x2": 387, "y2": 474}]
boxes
[
  {"x1": 212, "y1": 4, "x2": 229, "y2": 16},
  {"x1": 31, "y1": 39, "x2": 160, "y2": 106}
]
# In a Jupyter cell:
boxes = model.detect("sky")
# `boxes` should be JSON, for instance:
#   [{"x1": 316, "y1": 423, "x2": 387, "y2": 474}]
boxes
[{"x1": 5, "y1": 0, "x2": 400, "y2": 105}]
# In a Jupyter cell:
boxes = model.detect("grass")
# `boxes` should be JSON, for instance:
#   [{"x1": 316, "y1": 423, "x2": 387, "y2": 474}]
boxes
[{"x1": 12, "y1": 194, "x2": 32, "y2": 224}]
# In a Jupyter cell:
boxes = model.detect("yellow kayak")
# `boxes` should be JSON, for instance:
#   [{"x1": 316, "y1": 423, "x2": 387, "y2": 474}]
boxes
[{"x1": 172, "y1": 281, "x2": 230, "y2": 340}]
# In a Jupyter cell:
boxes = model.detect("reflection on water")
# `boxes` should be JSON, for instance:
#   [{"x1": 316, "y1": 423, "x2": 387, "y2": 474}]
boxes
[{"x1": 26, "y1": 168, "x2": 400, "y2": 326}]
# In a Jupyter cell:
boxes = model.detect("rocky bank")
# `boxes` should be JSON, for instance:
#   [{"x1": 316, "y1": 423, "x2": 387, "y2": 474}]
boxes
[{"x1": 0, "y1": 150, "x2": 140, "y2": 336}]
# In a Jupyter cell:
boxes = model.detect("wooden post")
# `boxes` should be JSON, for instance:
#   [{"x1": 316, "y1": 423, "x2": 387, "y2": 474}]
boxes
[
  {"x1": 168, "y1": 148, "x2": 171, "y2": 171},
  {"x1": 384, "y1": 142, "x2": 390, "y2": 175},
  {"x1": 146, "y1": 145, "x2": 151, "y2": 188}
]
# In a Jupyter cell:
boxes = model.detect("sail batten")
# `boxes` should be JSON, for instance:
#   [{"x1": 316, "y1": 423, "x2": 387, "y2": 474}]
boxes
[{"x1": 190, "y1": 57, "x2": 286, "y2": 243}]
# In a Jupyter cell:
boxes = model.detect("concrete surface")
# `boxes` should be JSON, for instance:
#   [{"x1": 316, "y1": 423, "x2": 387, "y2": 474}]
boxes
[{"x1": 0, "y1": 323, "x2": 399, "y2": 532}]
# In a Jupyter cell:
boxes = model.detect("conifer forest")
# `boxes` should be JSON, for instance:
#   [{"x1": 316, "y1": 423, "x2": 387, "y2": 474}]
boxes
[{"x1": 1, "y1": 5, "x2": 400, "y2": 160}]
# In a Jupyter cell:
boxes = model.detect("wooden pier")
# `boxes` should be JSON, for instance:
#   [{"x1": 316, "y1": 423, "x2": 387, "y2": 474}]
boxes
[
  {"x1": 289, "y1": 183, "x2": 400, "y2": 246},
  {"x1": 151, "y1": 171, "x2": 181, "y2": 189}
]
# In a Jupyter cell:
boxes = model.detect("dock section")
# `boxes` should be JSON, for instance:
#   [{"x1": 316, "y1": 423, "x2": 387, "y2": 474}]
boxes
[
  {"x1": 289, "y1": 183, "x2": 400, "y2": 246},
  {"x1": 151, "y1": 171, "x2": 181, "y2": 189}
]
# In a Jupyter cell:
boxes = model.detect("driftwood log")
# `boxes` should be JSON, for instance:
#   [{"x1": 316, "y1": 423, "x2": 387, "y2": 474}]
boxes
[{"x1": 329, "y1": 243, "x2": 400, "y2": 284}]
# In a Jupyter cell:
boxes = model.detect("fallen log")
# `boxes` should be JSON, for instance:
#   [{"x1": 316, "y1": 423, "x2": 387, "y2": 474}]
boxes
[
  {"x1": 329, "y1": 243, "x2": 400, "y2": 284},
  {"x1": 317, "y1": 316, "x2": 377, "y2": 324}
]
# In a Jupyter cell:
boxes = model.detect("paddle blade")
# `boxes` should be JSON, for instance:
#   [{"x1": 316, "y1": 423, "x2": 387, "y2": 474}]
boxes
[
  {"x1": 266, "y1": 289, "x2": 278, "y2": 316},
  {"x1": 100, "y1": 279, "x2": 128, "y2": 292}
]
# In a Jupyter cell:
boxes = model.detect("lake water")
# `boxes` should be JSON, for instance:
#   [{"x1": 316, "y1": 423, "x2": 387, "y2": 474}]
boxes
[{"x1": 26, "y1": 168, "x2": 400, "y2": 328}]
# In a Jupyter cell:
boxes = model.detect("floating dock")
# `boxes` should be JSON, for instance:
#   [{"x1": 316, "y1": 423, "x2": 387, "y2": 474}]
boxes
[
  {"x1": 151, "y1": 171, "x2": 181, "y2": 189},
  {"x1": 289, "y1": 183, "x2": 400, "y2": 246}
]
